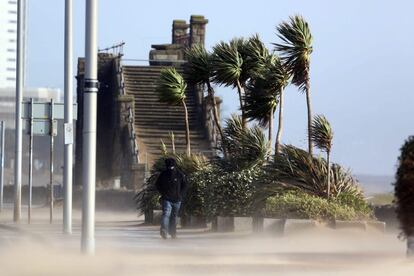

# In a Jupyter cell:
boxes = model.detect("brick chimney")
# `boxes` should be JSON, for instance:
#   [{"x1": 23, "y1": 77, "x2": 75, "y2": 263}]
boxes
[
  {"x1": 190, "y1": 15, "x2": 208, "y2": 46},
  {"x1": 172, "y1": 20, "x2": 189, "y2": 46}
]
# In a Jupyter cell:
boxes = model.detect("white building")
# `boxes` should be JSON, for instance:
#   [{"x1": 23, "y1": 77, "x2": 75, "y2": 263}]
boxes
[
  {"x1": 0, "y1": 0, "x2": 17, "y2": 88},
  {"x1": 0, "y1": 0, "x2": 62, "y2": 128}
]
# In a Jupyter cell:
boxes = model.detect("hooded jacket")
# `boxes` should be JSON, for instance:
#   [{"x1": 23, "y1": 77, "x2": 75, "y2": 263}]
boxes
[{"x1": 155, "y1": 158, "x2": 188, "y2": 203}]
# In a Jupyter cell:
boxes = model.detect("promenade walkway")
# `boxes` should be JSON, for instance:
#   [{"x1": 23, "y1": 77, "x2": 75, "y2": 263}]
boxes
[{"x1": 0, "y1": 206, "x2": 411, "y2": 276}]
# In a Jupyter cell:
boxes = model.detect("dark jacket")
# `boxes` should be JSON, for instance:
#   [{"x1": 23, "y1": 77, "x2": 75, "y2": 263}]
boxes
[{"x1": 155, "y1": 162, "x2": 187, "y2": 203}]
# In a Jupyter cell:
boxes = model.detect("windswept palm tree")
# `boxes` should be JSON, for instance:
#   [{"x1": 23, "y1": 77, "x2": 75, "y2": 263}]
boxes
[
  {"x1": 244, "y1": 77, "x2": 277, "y2": 143},
  {"x1": 244, "y1": 54, "x2": 289, "y2": 154},
  {"x1": 212, "y1": 36, "x2": 267, "y2": 128},
  {"x1": 184, "y1": 44, "x2": 224, "y2": 141},
  {"x1": 220, "y1": 115, "x2": 270, "y2": 170},
  {"x1": 274, "y1": 15, "x2": 314, "y2": 155},
  {"x1": 156, "y1": 68, "x2": 191, "y2": 156},
  {"x1": 310, "y1": 115, "x2": 333, "y2": 198},
  {"x1": 212, "y1": 41, "x2": 245, "y2": 125}
]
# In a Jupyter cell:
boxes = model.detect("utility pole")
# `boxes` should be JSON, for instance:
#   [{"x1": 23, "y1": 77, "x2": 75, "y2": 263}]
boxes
[
  {"x1": 28, "y1": 99, "x2": 33, "y2": 223},
  {"x1": 14, "y1": 0, "x2": 25, "y2": 222},
  {"x1": 63, "y1": 0, "x2": 73, "y2": 235},
  {"x1": 81, "y1": 0, "x2": 98, "y2": 254},
  {"x1": 0, "y1": 121, "x2": 5, "y2": 212},
  {"x1": 49, "y1": 99, "x2": 55, "y2": 224}
]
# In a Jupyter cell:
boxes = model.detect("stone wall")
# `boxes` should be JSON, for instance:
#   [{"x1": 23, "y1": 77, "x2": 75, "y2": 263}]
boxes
[{"x1": 75, "y1": 54, "x2": 128, "y2": 188}]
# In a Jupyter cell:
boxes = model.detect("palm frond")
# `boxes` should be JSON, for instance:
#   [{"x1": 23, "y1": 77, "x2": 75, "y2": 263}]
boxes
[
  {"x1": 274, "y1": 15, "x2": 312, "y2": 92},
  {"x1": 311, "y1": 114, "x2": 333, "y2": 152},
  {"x1": 244, "y1": 77, "x2": 278, "y2": 127},
  {"x1": 219, "y1": 115, "x2": 270, "y2": 170},
  {"x1": 156, "y1": 67, "x2": 187, "y2": 105},
  {"x1": 211, "y1": 41, "x2": 242, "y2": 87},
  {"x1": 243, "y1": 53, "x2": 289, "y2": 127},
  {"x1": 184, "y1": 44, "x2": 212, "y2": 86}
]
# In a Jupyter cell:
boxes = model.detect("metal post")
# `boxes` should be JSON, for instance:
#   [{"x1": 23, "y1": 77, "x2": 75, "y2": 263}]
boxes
[
  {"x1": 0, "y1": 121, "x2": 5, "y2": 212},
  {"x1": 28, "y1": 99, "x2": 33, "y2": 223},
  {"x1": 49, "y1": 99, "x2": 54, "y2": 224},
  {"x1": 81, "y1": 0, "x2": 98, "y2": 254},
  {"x1": 63, "y1": 0, "x2": 73, "y2": 235},
  {"x1": 14, "y1": 0, "x2": 25, "y2": 222}
]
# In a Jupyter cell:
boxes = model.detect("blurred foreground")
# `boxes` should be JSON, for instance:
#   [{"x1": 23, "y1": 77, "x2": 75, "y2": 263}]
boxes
[{"x1": 0, "y1": 206, "x2": 413, "y2": 276}]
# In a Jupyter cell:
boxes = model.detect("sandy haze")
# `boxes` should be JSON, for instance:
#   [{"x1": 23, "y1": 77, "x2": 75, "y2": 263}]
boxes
[{"x1": 0, "y1": 207, "x2": 413, "y2": 276}]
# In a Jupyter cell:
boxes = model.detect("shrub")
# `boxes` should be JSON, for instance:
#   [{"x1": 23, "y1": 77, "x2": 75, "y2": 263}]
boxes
[
  {"x1": 134, "y1": 152, "x2": 209, "y2": 214},
  {"x1": 203, "y1": 167, "x2": 261, "y2": 217},
  {"x1": 264, "y1": 190, "x2": 372, "y2": 222},
  {"x1": 395, "y1": 136, "x2": 414, "y2": 238},
  {"x1": 265, "y1": 145, "x2": 363, "y2": 199}
]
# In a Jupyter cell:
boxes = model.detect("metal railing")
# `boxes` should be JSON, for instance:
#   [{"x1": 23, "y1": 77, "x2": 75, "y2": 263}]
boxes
[{"x1": 99, "y1": 41, "x2": 125, "y2": 57}]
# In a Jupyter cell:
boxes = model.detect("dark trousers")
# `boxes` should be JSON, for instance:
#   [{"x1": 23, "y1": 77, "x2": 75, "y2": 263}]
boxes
[{"x1": 161, "y1": 199, "x2": 181, "y2": 236}]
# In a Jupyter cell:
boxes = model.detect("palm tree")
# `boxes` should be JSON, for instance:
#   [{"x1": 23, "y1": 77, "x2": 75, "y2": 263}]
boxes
[
  {"x1": 310, "y1": 115, "x2": 333, "y2": 199},
  {"x1": 394, "y1": 136, "x2": 414, "y2": 257},
  {"x1": 212, "y1": 36, "x2": 267, "y2": 128},
  {"x1": 274, "y1": 15, "x2": 314, "y2": 155},
  {"x1": 244, "y1": 54, "x2": 289, "y2": 154},
  {"x1": 184, "y1": 44, "x2": 224, "y2": 141},
  {"x1": 220, "y1": 115, "x2": 270, "y2": 170},
  {"x1": 244, "y1": 77, "x2": 277, "y2": 144},
  {"x1": 211, "y1": 41, "x2": 245, "y2": 125},
  {"x1": 156, "y1": 68, "x2": 191, "y2": 156}
]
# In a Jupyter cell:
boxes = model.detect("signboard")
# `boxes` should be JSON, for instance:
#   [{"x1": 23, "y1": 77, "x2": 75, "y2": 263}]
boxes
[
  {"x1": 64, "y1": 123, "x2": 73, "y2": 144},
  {"x1": 22, "y1": 102, "x2": 78, "y2": 120},
  {"x1": 25, "y1": 120, "x2": 58, "y2": 136}
]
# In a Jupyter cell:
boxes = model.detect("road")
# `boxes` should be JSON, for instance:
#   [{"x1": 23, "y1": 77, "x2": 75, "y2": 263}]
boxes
[{"x1": 0, "y1": 206, "x2": 413, "y2": 276}]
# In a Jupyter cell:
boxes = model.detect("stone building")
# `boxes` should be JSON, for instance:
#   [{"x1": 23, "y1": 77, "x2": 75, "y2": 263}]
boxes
[{"x1": 75, "y1": 15, "x2": 219, "y2": 190}]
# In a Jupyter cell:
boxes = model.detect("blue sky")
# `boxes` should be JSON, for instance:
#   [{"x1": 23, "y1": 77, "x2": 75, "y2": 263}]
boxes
[{"x1": 25, "y1": 0, "x2": 414, "y2": 176}]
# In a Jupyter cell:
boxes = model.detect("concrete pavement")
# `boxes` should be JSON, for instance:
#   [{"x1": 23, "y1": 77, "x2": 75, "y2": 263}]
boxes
[{"x1": 0, "y1": 206, "x2": 413, "y2": 276}]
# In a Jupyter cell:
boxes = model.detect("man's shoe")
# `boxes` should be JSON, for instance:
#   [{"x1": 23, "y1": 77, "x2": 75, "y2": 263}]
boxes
[
  {"x1": 160, "y1": 231, "x2": 167, "y2": 239},
  {"x1": 170, "y1": 233, "x2": 177, "y2": 239}
]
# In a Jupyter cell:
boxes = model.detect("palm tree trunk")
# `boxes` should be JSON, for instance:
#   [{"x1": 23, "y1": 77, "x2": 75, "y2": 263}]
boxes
[
  {"x1": 182, "y1": 100, "x2": 191, "y2": 157},
  {"x1": 268, "y1": 107, "x2": 273, "y2": 152},
  {"x1": 236, "y1": 79, "x2": 246, "y2": 128},
  {"x1": 275, "y1": 88, "x2": 284, "y2": 155},
  {"x1": 305, "y1": 74, "x2": 313, "y2": 156},
  {"x1": 326, "y1": 151, "x2": 330, "y2": 199},
  {"x1": 207, "y1": 82, "x2": 224, "y2": 141}
]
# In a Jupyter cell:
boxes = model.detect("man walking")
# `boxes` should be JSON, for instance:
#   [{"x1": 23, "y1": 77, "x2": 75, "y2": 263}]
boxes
[{"x1": 155, "y1": 158, "x2": 187, "y2": 239}]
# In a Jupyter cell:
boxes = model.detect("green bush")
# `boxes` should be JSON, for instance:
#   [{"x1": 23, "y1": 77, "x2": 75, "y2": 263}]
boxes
[
  {"x1": 183, "y1": 166, "x2": 264, "y2": 218},
  {"x1": 266, "y1": 145, "x2": 363, "y2": 199},
  {"x1": 264, "y1": 190, "x2": 373, "y2": 221},
  {"x1": 204, "y1": 167, "x2": 259, "y2": 217},
  {"x1": 395, "y1": 136, "x2": 414, "y2": 238}
]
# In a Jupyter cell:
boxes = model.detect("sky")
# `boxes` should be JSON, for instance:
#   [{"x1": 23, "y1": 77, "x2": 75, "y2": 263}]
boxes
[{"x1": 24, "y1": 0, "x2": 414, "y2": 176}]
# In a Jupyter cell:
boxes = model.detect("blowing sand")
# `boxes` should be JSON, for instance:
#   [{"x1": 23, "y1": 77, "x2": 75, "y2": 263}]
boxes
[{"x1": 0, "y1": 207, "x2": 413, "y2": 276}]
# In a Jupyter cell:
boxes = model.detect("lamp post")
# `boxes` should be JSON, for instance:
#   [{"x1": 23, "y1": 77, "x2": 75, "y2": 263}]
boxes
[
  {"x1": 81, "y1": 0, "x2": 98, "y2": 254},
  {"x1": 14, "y1": 0, "x2": 25, "y2": 222},
  {"x1": 63, "y1": 0, "x2": 73, "y2": 235}
]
